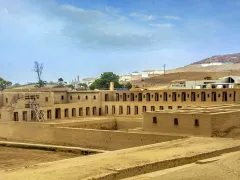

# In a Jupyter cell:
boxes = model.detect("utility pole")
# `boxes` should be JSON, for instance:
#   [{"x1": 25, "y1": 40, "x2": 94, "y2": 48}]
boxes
[{"x1": 163, "y1": 64, "x2": 166, "y2": 76}]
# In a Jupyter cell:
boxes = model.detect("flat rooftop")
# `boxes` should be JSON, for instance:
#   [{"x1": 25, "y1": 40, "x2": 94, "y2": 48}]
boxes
[{"x1": 147, "y1": 104, "x2": 240, "y2": 115}]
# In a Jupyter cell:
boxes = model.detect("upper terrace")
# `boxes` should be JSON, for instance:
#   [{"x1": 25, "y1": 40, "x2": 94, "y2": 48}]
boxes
[
  {"x1": 143, "y1": 104, "x2": 240, "y2": 137},
  {"x1": 151, "y1": 104, "x2": 240, "y2": 115},
  {"x1": 2, "y1": 87, "x2": 240, "y2": 104}
]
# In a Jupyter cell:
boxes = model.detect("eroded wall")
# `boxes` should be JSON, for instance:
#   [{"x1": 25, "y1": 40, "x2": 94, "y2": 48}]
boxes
[
  {"x1": 0, "y1": 92, "x2": 3, "y2": 108},
  {"x1": 116, "y1": 117, "x2": 142, "y2": 129},
  {"x1": 2, "y1": 92, "x2": 54, "y2": 108},
  {"x1": 143, "y1": 112, "x2": 212, "y2": 136},
  {"x1": 55, "y1": 118, "x2": 117, "y2": 130},
  {"x1": 0, "y1": 109, "x2": 9, "y2": 121},
  {"x1": 211, "y1": 111, "x2": 240, "y2": 137},
  {"x1": 0, "y1": 122, "x2": 183, "y2": 150},
  {"x1": 54, "y1": 91, "x2": 100, "y2": 104}
]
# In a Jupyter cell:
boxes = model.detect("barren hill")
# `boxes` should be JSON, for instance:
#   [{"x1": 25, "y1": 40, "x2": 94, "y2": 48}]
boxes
[
  {"x1": 134, "y1": 72, "x2": 240, "y2": 89},
  {"x1": 165, "y1": 53, "x2": 240, "y2": 74},
  {"x1": 146, "y1": 72, "x2": 240, "y2": 84},
  {"x1": 133, "y1": 53, "x2": 240, "y2": 89},
  {"x1": 167, "y1": 63, "x2": 240, "y2": 74},
  {"x1": 190, "y1": 53, "x2": 240, "y2": 65}
]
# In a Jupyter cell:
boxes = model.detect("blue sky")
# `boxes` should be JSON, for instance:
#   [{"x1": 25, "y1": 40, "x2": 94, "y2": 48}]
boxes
[{"x1": 1, "y1": 0, "x2": 240, "y2": 84}]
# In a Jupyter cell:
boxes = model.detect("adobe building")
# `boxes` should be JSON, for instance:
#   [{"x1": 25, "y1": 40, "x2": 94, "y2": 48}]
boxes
[
  {"x1": 143, "y1": 104, "x2": 240, "y2": 137},
  {"x1": 0, "y1": 88, "x2": 239, "y2": 120},
  {"x1": 0, "y1": 86, "x2": 240, "y2": 137}
]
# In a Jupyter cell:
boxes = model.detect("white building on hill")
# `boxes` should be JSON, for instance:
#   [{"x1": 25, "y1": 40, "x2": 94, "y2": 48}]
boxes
[
  {"x1": 81, "y1": 78, "x2": 98, "y2": 86},
  {"x1": 170, "y1": 76, "x2": 240, "y2": 89},
  {"x1": 119, "y1": 74, "x2": 132, "y2": 83},
  {"x1": 201, "y1": 62, "x2": 223, "y2": 67},
  {"x1": 142, "y1": 70, "x2": 164, "y2": 78},
  {"x1": 131, "y1": 71, "x2": 139, "y2": 76}
]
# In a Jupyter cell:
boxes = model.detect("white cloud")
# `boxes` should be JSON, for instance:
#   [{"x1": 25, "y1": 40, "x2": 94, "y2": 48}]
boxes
[
  {"x1": 105, "y1": 6, "x2": 126, "y2": 21},
  {"x1": 162, "y1": 15, "x2": 181, "y2": 20},
  {"x1": 0, "y1": 1, "x2": 164, "y2": 50},
  {"x1": 149, "y1": 23, "x2": 174, "y2": 28},
  {"x1": 129, "y1": 13, "x2": 181, "y2": 21},
  {"x1": 0, "y1": 0, "x2": 218, "y2": 52},
  {"x1": 130, "y1": 12, "x2": 157, "y2": 21},
  {"x1": 60, "y1": 4, "x2": 85, "y2": 13},
  {"x1": 145, "y1": 15, "x2": 156, "y2": 21},
  {"x1": 105, "y1": 6, "x2": 120, "y2": 14}
]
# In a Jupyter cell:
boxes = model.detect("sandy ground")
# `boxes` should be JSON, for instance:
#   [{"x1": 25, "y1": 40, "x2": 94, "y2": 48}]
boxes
[
  {"x1": 125, "y1": 151, "x2": 240, "y2": 180},
  {"x1": 1, "y1": 137, "x2": 240, "y2": 180},
  {"x1": 0, "y1": 147, "x2": 80, "y2": 170}
]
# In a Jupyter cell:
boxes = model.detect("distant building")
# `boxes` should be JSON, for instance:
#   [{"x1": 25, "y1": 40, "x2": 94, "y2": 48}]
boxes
[
  {"x1": 142, "y1": 70, "x2": 164, "y2": 78},
  {"x1": 119, "y1": 74, "x2": 132, "y2": 83},
  {"x1": 81, "y1": 78, "x2": 98, "y2": 87},
  {"x1": 131, "y1": 71, "x2": 139, "y2": 76},
  {"x1": 201, "y1": 62, "x2": 223, "y2": 67},
  {"x1": 170, "y1": 76, "x2": 240, "y2": 89}
]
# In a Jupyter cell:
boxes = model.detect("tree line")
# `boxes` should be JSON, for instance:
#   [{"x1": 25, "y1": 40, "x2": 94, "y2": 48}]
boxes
[
  {"x1": 0, "y1": 61, "x2": 132, "y2": 91},
  {"x1": 89, "y1": 72, "x2": 132, "y2": 90}
]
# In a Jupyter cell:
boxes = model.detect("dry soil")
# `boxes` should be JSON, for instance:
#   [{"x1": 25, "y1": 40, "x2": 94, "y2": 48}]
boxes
[
  {"x1": 0, "y1": 147, "x2": 80, "y2": 170},
  {"x1": 125, "y1": 151, "x2": 240, "y2": 180},
  {"x1": 1, "y1": 137, "x2": 240, "y2": 180}
]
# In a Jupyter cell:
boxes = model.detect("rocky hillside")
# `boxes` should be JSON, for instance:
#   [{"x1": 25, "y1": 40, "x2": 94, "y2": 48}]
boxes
[{"x1": 190, "y1": 53, "x2": 240, "y2": 65}]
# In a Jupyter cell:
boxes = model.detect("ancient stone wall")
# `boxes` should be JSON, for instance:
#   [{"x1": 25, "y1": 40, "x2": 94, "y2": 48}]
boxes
[{"x1": 211, "y1": 111, "x2": 240, "y2": 137}]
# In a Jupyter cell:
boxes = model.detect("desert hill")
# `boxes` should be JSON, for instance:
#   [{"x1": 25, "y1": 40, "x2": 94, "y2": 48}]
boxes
[
  {"x1": 190, "y1": 53, "x2": 240, "y2": 65},
  {"x1": 133, "y1": 53, "x2": 240, "y2": 89},
  {"x1": 145, "y1": 72, "x2": 240, "y2": 85},
  {"x1": 132, "y1": 71, "x2": 240, "y2": 90},
  {"x1": 164, "y1": 53, "x2": 240, "y2": 74},
  {"x1": 167, "y1": 63, "x2": 240, "y2": 74}
]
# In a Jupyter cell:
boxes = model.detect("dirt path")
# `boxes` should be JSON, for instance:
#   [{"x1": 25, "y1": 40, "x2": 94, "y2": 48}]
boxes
[
  {"x1": 1, "y1": 137, "x2": 240, "y2": 180},
  {"x1": 125, "y1": 151, "x2": 240, "y2": 180},
  {"x1": 0, "y1": 147, "x2": 80, "y2": 170}
]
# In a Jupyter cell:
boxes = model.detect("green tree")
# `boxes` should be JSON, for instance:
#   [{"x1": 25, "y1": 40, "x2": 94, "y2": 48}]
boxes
[
  {"x1": 204, "y1": 76, "x2": 212, "y2": 80},
  {"x1": 11, "y1": 83, "x2": 21, "y2": 88},
  {"x1": 58, "y1": 78, "x2": 64, "y2": 82},
  {"x1": 0, "y1": 77, "x2": 12, "y2": 90},
  {"x1": 57, "y1": 78, "x2": 67, "y2": 86},
  {"x1": 66, "y1": 84, "x2": 75, "y2": 90},
  {"x1": 89, "y1": 72, "x2": 123, "y2": 90},
  {"x1": 123, "y1": 82, "x2": 132, "y2": 89},
  {"x1": 77, "y1": 83, "x2": 88, "y2": 90},
  {"x1": 34, "y1": 61, "x2": 46, "y2": 88},
  {"x1": 48, "y1": 81, "x2": 56, "y2": 85}
]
